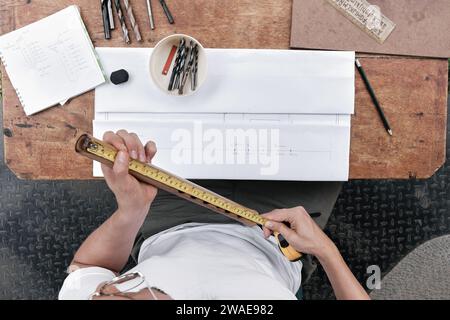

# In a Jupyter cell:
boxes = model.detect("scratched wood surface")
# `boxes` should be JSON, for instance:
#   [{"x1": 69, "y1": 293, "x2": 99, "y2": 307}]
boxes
[{"x1": 0, "y1": 0, "x2": 448, "y2": 180}]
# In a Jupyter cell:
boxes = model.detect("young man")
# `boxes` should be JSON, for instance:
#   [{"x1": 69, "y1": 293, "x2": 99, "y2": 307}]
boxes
[{"x1": 59, "y1": 130, "x2": 369, "y2": 300}]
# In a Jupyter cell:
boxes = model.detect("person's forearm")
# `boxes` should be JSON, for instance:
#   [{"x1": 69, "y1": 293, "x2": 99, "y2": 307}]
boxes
[
  {"x1": 316, "y1": 242, "x2": 370, "y2": 300},
  {"x1": 72, "y1": 206, "x2": 149, "y2": 273}
]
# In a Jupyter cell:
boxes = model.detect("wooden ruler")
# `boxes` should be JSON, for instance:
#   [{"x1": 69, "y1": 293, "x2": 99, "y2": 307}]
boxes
[
  {"x1": 325, "y1": 0, "x2": 396, "y2": 44},
  {"x1": 75, "y1": 134, "x2": 302, "y2": 262}
]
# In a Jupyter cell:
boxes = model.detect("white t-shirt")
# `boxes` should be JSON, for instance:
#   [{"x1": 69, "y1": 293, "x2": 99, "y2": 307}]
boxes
[{"x1": 59, "y1": 223, "x2": 302, "y2": 300}]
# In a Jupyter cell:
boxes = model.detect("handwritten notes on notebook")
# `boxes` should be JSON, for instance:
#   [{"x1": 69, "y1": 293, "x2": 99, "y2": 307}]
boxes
[{"x1": 0, "y1": 6, "x2": 105, "y2": 115}]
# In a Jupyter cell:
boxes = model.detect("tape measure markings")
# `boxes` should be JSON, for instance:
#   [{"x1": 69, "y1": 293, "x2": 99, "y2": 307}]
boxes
[
  {"x1": 85, "y1": 139, "x2": 266, "y2": 225},
  {"x1": 77, "y1": 134, "x2": 299, "y2": 261}
]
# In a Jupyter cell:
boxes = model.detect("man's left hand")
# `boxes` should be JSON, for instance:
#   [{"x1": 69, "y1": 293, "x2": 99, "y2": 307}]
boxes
[{"x1": 101, "y1": 130, "x2": 158, "y2": 215}]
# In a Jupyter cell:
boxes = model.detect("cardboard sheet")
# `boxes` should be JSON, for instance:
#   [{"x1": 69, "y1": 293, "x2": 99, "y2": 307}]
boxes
[{"x1": 290, "y1": 0, "x2": 450, "y2": 58}]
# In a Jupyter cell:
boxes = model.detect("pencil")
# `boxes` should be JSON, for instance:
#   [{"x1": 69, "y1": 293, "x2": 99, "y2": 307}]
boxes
[{"x1": 355, "y1": 58, "x2": 393, "y2": 136}]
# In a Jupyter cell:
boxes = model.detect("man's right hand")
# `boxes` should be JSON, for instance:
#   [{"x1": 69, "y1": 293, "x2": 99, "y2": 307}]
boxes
[
  {"x1": 262, "y1": 206, "x2": 335, "y2": 259},
  {"x1": 263, "y1": 207, "x2": 370, "y2": 300}
]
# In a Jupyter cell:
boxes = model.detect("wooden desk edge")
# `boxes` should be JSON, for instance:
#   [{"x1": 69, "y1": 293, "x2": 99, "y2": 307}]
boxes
[{"x1": 1, "y1": 57, "x2": 448, "y2": 181}]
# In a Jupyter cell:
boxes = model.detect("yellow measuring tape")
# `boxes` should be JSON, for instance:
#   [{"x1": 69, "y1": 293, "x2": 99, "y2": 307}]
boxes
[{"x1": 75, "y1": 134, "x2": 302, "y2": 262}]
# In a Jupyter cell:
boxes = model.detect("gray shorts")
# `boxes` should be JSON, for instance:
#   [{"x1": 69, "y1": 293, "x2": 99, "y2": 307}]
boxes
[{"x1": 132, "y1": 180, "x2": 342, "y2": 285}]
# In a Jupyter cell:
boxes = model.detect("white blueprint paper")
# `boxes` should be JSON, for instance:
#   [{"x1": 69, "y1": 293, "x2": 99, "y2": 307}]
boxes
[
  {"x1": 93, "y1": 116, "x2": 351, "y2": 181},
  {"x1": 94, "y1": 48, "x2": 355, "y2": 115}
]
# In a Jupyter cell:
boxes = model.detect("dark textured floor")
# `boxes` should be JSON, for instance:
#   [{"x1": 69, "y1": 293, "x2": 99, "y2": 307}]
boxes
[{"x1": 0, "y1": 99, "x2": 449, "y2": 300}]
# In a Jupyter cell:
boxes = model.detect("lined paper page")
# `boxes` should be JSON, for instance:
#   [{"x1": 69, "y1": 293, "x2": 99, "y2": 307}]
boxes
[{"x1": 0, "y1": 6, "x2": 105, "y2": 115}]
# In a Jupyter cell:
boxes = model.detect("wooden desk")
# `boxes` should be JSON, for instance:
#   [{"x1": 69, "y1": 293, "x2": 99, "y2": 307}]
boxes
[{"x1": 1, "y1": 0, "x2": 447, "y2": 180}]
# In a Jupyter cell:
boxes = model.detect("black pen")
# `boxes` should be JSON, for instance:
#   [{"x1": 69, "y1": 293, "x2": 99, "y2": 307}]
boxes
[
  {"x1": 160, "y1": 0, "x2": 174, "y2": 24},
  {"x1": 355, "y1": 58, "x2": 393, "y2": 136},
  {"x1": 101, "y1": 0, "x2": 111, "y2": 39}
]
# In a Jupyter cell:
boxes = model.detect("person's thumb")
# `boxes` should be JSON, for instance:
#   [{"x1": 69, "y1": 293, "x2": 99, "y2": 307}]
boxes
[
  {"x1": 113, "y1": 151, "x2": 130, "y2": 180},
  {"x1": 265, "y1": 220, "x2": 297, "y2": 243}
]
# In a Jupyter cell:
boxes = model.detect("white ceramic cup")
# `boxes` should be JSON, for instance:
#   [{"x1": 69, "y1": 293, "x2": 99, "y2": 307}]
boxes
[{"x1": 149, "y1": 34, "x2": 207, "y2": 96}]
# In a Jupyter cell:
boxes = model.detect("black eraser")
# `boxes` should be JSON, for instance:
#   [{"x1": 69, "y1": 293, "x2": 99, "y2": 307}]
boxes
[{"x1": 110, "y1": 69, "x2": 129, "y2": 85}]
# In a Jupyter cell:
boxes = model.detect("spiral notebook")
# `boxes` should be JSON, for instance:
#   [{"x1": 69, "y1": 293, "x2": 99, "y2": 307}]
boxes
[{"x1": 0, "y1": 5, "x2": 105, "y2": 115}]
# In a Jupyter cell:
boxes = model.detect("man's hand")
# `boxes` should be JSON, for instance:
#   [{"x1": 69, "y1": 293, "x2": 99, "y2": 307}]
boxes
[
  {"x1": 263, "y1": 207, "x2": 371, "y2": 300},
  {"x1": 71, "y1": 130, "x2": 159, "y2": 273},
  {"x1": 262, "y1": 206, "x2": 335, "y2": 259},
  {"x1": 101, "y1": 130, "x2": 158, "y2": 215}
]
